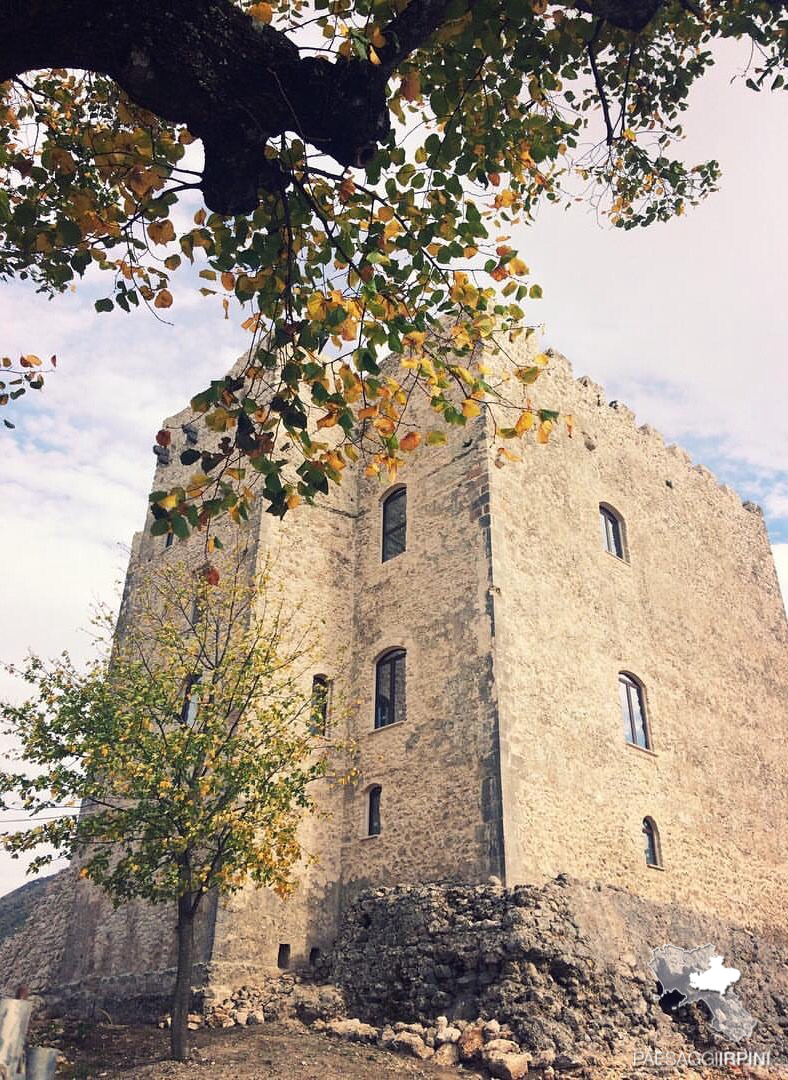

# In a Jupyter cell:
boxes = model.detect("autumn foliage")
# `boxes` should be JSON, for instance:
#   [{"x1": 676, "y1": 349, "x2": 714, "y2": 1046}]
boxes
[{"x1": 0, "y1": 0, "x2": 784, "y2": 528}]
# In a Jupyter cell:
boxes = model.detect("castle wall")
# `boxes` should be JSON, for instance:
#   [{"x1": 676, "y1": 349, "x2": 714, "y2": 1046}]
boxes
[
  {"x1": 207, "y1": 487, "x2": 356, "y2": 993},
  {"x1": 488, "y1": 346, "x2": 788, "y2": 930},
  {"x1": 335, "y1": 399, "x2": 503, "y2": 905}
]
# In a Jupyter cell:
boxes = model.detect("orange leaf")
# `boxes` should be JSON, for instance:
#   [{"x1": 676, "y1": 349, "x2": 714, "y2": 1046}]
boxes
[
  {"x1": 249, "y1": 2, "x2": 273, "y2": 21},
  {"x1": 400, "y1": 432, "x2": 421, "y2": 452},
  {"x1": 154, "y1": 289, "x2": 173, "y2": 309},
  {"x1": 220, "y1": 271, "x2": 235, "y2": 291},
  {"x1": 401, "y1": 72, "x2": 421, "y2": 102},
  {"x1": 147, "y1": 220, "x2": 175, "y2": 245}
]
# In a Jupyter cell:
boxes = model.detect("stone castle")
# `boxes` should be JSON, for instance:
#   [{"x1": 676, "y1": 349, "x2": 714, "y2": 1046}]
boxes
[{"x1": 2, "y1": 338, "x2": 787, "y2": 1024}]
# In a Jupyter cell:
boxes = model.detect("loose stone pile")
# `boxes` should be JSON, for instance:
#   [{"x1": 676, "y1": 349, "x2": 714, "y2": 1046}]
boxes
[
  {"x1": 190, "y1": 983, "x2": 591, "y2": 1078},
  {"x1": 197, "y1": 974, "x2": 345, "y2": 1030},
  {"x1": 315, "y1": 1014, "x2": 586, "y2": 1078}
]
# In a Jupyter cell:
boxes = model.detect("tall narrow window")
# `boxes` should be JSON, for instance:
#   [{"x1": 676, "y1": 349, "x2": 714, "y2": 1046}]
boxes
[
  {"x1": 165, "y1": 531, "x2": 174, "y2": 549},
  {"x1": 382, "y1": 488, "x2": 406, "y2": 562},
  {"x1": 309, "y1": 674, "x2": 329, "y2": 735},
  {"x1": 375, "y1": 649, "x2": 406, "y2": 729},
  {"x1": 643, "y1": 817, "x2": 662, "y2": 867},
  {"x1": 181, "y1": 673, "x2": 201, "y2": 725},
  {"x1": 367, "y1": 785, "x2": 382, "y2": 836},
  {"x1": 619, "y1": 673, "x2": 650, "y2": 749},
  {"x1": 599, "y1": 504, "x2": 625, "y2": 559}
]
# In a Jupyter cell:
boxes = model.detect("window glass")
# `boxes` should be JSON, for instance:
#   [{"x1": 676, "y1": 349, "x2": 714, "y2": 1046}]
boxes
[
  {"x1": 375, "y1": 650, "x2": 406, "y2": 728},
  {"x1": 600, "y1": 505, "x2": 624, "y2": 558},
  {"x1": 181, "y1": 673, "x2": 201, "y2": 725},
  {"x1": 310, "y1": 674, "x2": 329, "y2": 735},
  {"x1": 643, "y1": 818, "x2": 660, "y2": 866},
  {"x1": 382, "y1": 489, "x2": 406, "y2": 562},
  {"x1": 368, "y1": 786, "x2": 381, "y2": 836},
  {"x1": 619, "y1": 673, "x2": 649, "y2": 749}
]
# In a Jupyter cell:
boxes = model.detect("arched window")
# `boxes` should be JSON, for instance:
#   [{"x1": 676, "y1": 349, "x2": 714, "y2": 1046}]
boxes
[
  {"x1": 367, "y1": 785, "x2": 382, "y2": 836},
  {"x1": 643, "y1": 817, "x2": 662, "y2": 868},
  {"x1": 309, "y1": 674, "x2": 329, "y2": 735},
  {"x1": 382, "y1": 488, "x2": 406, "y2": 562},
  {"x1": 619, "y1": 673, "x2": 650, "y2": 749},
  {"x1": 599, "y1": 504, "x2": 625, "y2": 559},
  {"x1": 375, "y1": 649, "x2": 406, "y2": 729},
  {"x1": 180, "y1": 673, "x2": 201, "y2": 725}
]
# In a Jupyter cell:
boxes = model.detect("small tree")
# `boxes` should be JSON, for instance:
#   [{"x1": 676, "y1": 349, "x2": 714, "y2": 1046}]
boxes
[{"x1": 0, "y1": 548, "x2": 340, "y2": 1061}]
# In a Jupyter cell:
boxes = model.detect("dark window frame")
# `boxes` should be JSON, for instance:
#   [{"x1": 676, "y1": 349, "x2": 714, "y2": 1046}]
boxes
[
  {"x1": 599, "y1": 504, "x2": 625, "y2": 560},
  {"x1": 374, "y1": 649, "x2": 406, "y2": 729},
  {"x1": 643, "y1": 817, "x2": 662, "y2": 867},
  {"x1": 382, "y1": 487, "x2": 407, "y2": 563},
  {"x1": 619, "y1": 672, "x2": 650, "y2": 750},
  {"x1": 367, "y1": 785, "x2": 382, "y2": 836}
]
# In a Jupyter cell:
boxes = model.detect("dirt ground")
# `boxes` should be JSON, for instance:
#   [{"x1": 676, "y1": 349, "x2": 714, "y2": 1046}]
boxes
[
  {"x1": 35, "y1": 1018, "x2": 484, "y2": 1080},
  {"x1": 30, "y1": 1018, "x2": 785, "y2": 1079}
]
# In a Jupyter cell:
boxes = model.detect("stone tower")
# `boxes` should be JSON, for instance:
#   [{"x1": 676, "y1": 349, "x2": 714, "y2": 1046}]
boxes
[{"x1": 50, "y1": 340, "x2": 788, "y2": 1008}]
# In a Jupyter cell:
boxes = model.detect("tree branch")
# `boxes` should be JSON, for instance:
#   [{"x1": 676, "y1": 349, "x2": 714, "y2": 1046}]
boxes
[{"x1": 0, "y1": 0, "x2": 389, "y2": 214}]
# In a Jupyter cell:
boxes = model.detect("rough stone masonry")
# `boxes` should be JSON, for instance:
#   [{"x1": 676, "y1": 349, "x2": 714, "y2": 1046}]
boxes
[{"x1": 0, "y1": 339, "x2": 785, "y2": 1049}]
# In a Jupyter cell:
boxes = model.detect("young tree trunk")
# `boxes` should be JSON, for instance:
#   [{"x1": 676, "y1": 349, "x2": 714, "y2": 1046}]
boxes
[{"x1": 170, "y1": 892, "x2": 196, "y2": 1062}]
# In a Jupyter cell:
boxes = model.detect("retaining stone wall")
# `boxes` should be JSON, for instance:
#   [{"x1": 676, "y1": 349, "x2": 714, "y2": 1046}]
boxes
[{"x1": 329, "y1": 877, "x2": 788, "y2": 1060}]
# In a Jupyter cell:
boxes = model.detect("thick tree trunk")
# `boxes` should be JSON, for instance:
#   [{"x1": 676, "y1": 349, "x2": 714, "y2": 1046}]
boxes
[
  {"x1": 0, "y1": 0, "x2": 668, "y2": 214},
  {"x1": 170, "y1": 892, "x2": 196, "y2": 1063}
]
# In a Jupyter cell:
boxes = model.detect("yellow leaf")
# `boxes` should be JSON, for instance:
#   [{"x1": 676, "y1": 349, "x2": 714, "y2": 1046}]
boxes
[
  {"x1": 403, "y1": 330, "x2": 427, "y2": 347},
  {"x1": 509, "y1": 257, "x2": 529, "y2": 276},
  {"x1": 154, "y1": 289, "x2": 173, "y2": 309},
  {"x1": 400, "y1": 431, "x2": 421, "y2": 452},
  {"x1": 249, "y1": 2, "x2": 273, "y2": 22},
  {"x1": 537, "y1": 419, "x2": 553, "y2": 444},
  {"x1": 368, "y1": 46, "x2": 381, "y2": 65},
  {"x1": 286, "y1": 492, "x2": 301, "y2": 510},
  {"x1": 462, "y1": 399, "x2": 481, "y2": 419},
  {"x1": 565, "y1": 414, "x2": 574, "y2": 437},
  {"x1": 307, "y1": 293, "x2": 327, "y2": 321},
  {"x1": 514, "y1": 410, "x2": 534, "y2": 435},
  {"x1": 157, "y1": 493, "x2": 178, "y2": 511},
  {"x1": 316, "y1": 411, "x2": 338, "y2": 429},
  {"x1": 622, "y1": 128, "x2": 636, "y2": 142}
]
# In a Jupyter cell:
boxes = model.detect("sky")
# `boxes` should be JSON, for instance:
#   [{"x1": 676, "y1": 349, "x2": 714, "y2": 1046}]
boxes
[{"x1": 0, "y1": 40, "x2": 785, "y2": 895}]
